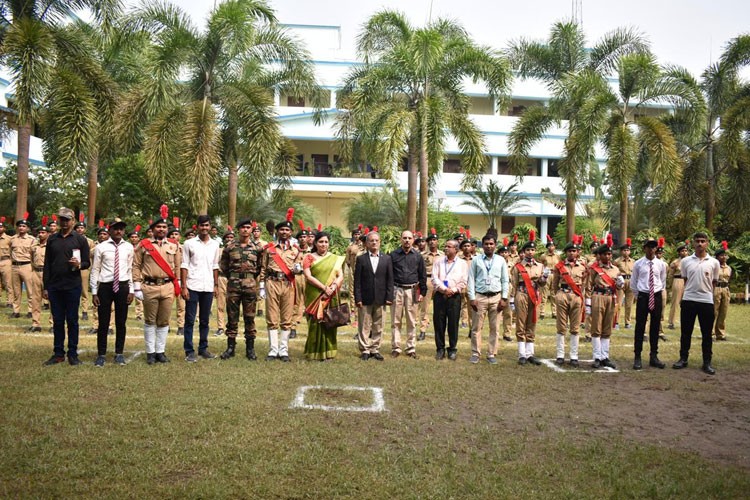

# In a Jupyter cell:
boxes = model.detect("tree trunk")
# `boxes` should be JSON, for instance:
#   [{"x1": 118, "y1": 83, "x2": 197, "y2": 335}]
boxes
[
  {"x1": 619, "y1": 193, "x2": 628, "y2": 246},
  {"x1": 565, "y1": 194, "x2": 576, "y2": 242},
  {"x1": 15, "y1": 122, "x2": 31, "y2": 221},
  {"x1": 406, "y1": 144, "x2": 418, "y2": 231},
  {"x1": 87, "y1": 149, "x2": 99, "y2": 226},
  {"x1": 418, "y1": 137, "x2": 429, "y2": 235},
  {"x1": 705, "y1": 139, "x2": 716, "y2": 232},
  {"x1": 228, "y1": 159, "x2": 239, "y2": 228}
]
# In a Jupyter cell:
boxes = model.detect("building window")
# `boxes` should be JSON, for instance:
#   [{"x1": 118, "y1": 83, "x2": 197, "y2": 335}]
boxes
[
  {"x1": 497, "y1": 157, "x2": 540, "y2": 176},
  {"x1": 501, "y1": 217, "x2": 515, "y2": 234},
  {"x1": 548, "y1": 159, "x2": 560, "y2": 178},
  {"x1": 311, "y1": 154, "x2": 330, "y2": 176},
  {"x1": 443, "y1": 159, "x2": 461, "y2": 173},
  {"x1": 287, "y1": 96, "x2": 305, "y2": 107}
]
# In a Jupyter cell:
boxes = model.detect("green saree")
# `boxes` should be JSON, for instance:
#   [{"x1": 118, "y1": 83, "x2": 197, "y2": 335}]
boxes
[{"x1": 303, "y1": 253, "x2": 345, "y2": 360}]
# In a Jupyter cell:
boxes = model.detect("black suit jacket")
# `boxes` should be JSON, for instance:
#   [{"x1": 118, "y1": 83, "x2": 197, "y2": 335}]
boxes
[{"x1": 354, "y1": 252, "x2": 394, "y2": 306}]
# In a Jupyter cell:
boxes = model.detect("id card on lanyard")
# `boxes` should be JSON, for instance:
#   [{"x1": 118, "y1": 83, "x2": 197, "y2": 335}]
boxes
[
  {"x1": 443, "y1": 258, "x2": 456, "y2": 288},
  {"x1": 483, "y1": 255, "x2": 494, "y2": 287}
]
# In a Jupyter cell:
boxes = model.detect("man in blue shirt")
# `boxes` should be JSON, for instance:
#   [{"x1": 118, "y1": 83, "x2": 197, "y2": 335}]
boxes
[{"x1": 467, "y1": 234, "x2": 509, "y2": 364}]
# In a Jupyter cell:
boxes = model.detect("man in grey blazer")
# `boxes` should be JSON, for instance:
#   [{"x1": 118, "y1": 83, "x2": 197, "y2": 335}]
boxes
[{"x1": 354, "y1": 231, "x2": 394, "y2": 360}]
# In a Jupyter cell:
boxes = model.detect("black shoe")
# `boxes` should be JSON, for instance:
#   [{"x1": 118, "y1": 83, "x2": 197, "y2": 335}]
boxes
[
  {"x1": 43, "y1": 355, "x2": 65, "y2": 366},
  {"x1": 177, "y1": 327, "x2": 184, "y2": 336},
  {"x1": 28, "y1": 326, "x2": 41, "y2": 332},
  {"x1": 417, "y1": 331, "x2": 426, "y2": 341},
  {"x1": 527, "y1": 356, "x2": 541, "y2": 366},
  {"x1": 198, "y1": 350, "x2": 215, "y2": 359},
  {"x1": 601, "y1": 358, "x2": 616, "y2": 369},
  {"x1": 95, "y1": 355, "x2": 106, "y2": 367},
  {"x1": 555, "y1": 357, "x2": 565, "y2": 365},
  {"x1": 68, "y1": 356, "x2": 82, "y2": 366},
  {"x1": 407, "y1": 352, "x2": 418, "y2": 359},
  {"x1": 146, "y1": 353, "x2": 156, "y2": 365},
  {"x1": 214, "y1": 328, "x2": 224, "y2": 337},
  {"x1": 569, "y1": 359, "x2": 579, "y2": 368},
  {"x1": 435, "y1": 349, "x2": 445, "y2": 360},
  {"x1": 289, "y1": 329, "x2": 297, "y2": 339},
  {"x1": 245, "y1": 349, "x2": 256, "y2": 361},
  {"x1": 371, "y1": 352, "x2": 384, "y2": 361},
  {"x1": 447, "y1": 352, "x2": 457, "y2": 361},
  {"x1": 114, "y1": 354, "x2": 126, "y2": 365},
  {"x1": 633, "y1": 356, "x2": 642, "y2": 370},
  {"x1": 518, "y1": 357, "x2": 527, "y2": 365},
  {"x1": 360, "y1": 353, "x2": 370, "y2": 361},
  {"x1": 11, "y1": 312, "x2": 20, "y2": 318},
  {"x1": 265, "y1": 355, "x2": 277, "y2": 361},
  {"x1": 279, "y1": 355, "x2": 291, "y2": 362},
  {"x1": 584, "y1": 335, "x2": 592, "y2": 343},
  {"x1": 659, "y1": 334, "x2": 668, "y2": 341},
  {"x1": 155, "y1": 353, "x2": 169, "y2": 363},
  {"x1": 185, "y1": 352, "x2": 197, "y2": 363},
  {"x1": 592, "y1": 359, "x2": 601, "y2": 369},
  {"x1": 672, "y1": 359, "x2": 688, "y2": 369},
  {"x1": 43, "y1": 303, "x2": 49, "y2": 310},
  {"x1": 503, "y1": 335, "x2": 513, "y2": 342},
  {"x1": 649, "y1": 356, "x2": 665, "y2": 369},
  {"x1": 81, "y1": 312, "x2": 88, "y2": 320},
  {"x1": 26, "y1": 312, "x2": 32, "y2": 318},
  {"x1": 702, "y1": 364, "x2": 716, "y2": 375}
]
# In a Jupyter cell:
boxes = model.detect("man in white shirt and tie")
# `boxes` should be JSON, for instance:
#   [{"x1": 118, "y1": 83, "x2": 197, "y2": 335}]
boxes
[
  {"x1": 90, "y1": 218, "x2": 134, "y2": 366},
  {"x1": 630, "y1": 238, "x2": 667, "y2": 370}
]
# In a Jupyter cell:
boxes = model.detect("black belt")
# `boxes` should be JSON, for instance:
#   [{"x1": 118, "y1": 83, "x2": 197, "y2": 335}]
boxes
[
  {"x1": 622, "y1": 274, "x2": 631, "y2": 279},
  {"x1": 266, "y1": 271, "x2": 287, "y2": 281},
  {"x1": 12, "y1": 261, "x2": 30, "y2": 265},
  {"x1": 395, "y1": 283, "x2": 418, "y2": 289},
  {"x1": 559, "y1": 285, "x2": 580, "y2": 293},
  {"x1": 477, "y1": 291, "x2": 499, "y2": 297},
  {"x1": 0, "y1": 256, "x2": 9, "y2": 260},
  {"x1": 673, "y1": 276, "x2": 683, "y2": 279},
  {"x1": 716, "y1": 283, "x2": 729, "y2": 288},
  {"x1": 143, "y1": 277, "x2": 171, "y2": 285},
  {"x1": 593, "y1": 287, "x2": 614, "y2": 295},
  {"x1": 33, "y1": 266, "x2": 44, "y2": 272},
  {"x1": 230, "y1": 272, "x2": 254, "y2": 279}
]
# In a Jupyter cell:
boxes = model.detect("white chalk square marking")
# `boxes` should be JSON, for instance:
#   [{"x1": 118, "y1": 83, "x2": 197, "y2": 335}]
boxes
[
  {"x1": 290, "y1": 385, "x2": 386, "y2": 412},
  {"x1": 540, "y1": 358, "x2": 620, "y2": 373}
]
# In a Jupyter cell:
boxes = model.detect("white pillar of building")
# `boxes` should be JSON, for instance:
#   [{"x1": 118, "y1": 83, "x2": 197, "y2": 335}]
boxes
[
  {"x1": 330, "y1": 89, "x2": 337, "y2": 108},
  {"x1": 541, "y1": 216, "x2": 549, "y2": 242},
  {"x1": 541, "y1": 158, "x2": 549, "y2": 177},
  {"x1": 491, "y1": 156, "x2": 499, "y2": 176},
  {"x1": 274, "y1": 88, "x2": 280, "y2": 106},
  {"x1": 492, "y1": 97, "x2": 500, "y2": 117}
]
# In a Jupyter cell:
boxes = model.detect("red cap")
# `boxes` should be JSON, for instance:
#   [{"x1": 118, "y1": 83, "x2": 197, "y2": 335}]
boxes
[
  {"x1": 317, "y1": 223, "x2": 322, "y2": 232},
  {"x1": 592, "y1": 235, "x2": 598, "y2": 243},
  {"x1": 658, "y1": 237, "x2": 665, "y2": 248},
  {"x1": 466, "y1": 230, "x2": 471, "y2": 239},
  {"x1": 23, "y1": 212, "x2": 29, "y2": 220},
  {"x1": 364, "y1": 227, "x2": 370, "y2": 235},
  {"x1": 513, "y1": 234, "x2": 518, "y2": 243},
  {"x1": 546, "y1": 234, "x2": 553, "y2": 243},
  {"x1": 430, "y1": 227, "x2": 436, "y2": 235},
  {"x1": 626, "y1": 237, "x2": 631, "y2": 246}
]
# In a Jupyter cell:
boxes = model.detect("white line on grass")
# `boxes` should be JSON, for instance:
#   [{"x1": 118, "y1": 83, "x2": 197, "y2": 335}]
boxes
[
  {"x1": 290, "y1": 385, "x2": 386, "y2": 413},
  {"x1": 540, "y1": 358, "x2": 620, "y2": 373}
]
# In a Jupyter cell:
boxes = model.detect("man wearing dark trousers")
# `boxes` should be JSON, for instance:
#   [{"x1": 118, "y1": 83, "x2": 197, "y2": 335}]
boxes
[
  {"x1": 673, "y1": 232, "x2": 720, "y2": 375},
  {"x1": 354, "y1": 231, "x2": 393, "y2": 360},
  {"x1": 43, "y1": 207, "x2": 91, "y2": 366},
  {"x1": 431, "y1": 240, "x2": 468, "y2": 361},
  {"x1": 90, "y1": 218, "x2": 134, "y2": 366},
  {"x1": 630, "y1": 238, "x2": 667, "y2": 370}
]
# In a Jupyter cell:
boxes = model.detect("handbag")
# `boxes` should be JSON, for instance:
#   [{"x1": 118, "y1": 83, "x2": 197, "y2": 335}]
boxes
[{"x1": 322, "y1": 288, "x2": 350, "y2": 329}]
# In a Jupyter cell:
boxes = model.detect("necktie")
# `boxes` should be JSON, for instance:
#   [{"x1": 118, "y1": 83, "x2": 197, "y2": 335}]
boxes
[
  {"x1": 648, "y1": 261, "x2": 654, "y2": 311},
  {"x1": 113, "y1": 243, "x2": 120, "y2": 293}
]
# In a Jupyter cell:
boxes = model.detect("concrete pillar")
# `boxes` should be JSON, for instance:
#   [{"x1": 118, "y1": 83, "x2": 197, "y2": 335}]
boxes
[
  {"x1": 274, "y1": 88, "x2": 280, "y2": 107},
  {"x1": 541, "y1": 158, "x2": 549, "y2": 177},
  {"x1": 491, "y1": 156, "x2": 499, "y2": 176},
  {"x1": 541, "y1": 216, "x2": 549, "y2": 242},
  {"x1": 330, "y1": 90, "x2": 337, "y2": 108}
]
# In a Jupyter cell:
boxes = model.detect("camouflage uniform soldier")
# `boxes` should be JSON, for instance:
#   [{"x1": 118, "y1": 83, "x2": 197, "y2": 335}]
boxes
[{"x1": 219, "y1": 219, "x2": 263, "y2": 360}]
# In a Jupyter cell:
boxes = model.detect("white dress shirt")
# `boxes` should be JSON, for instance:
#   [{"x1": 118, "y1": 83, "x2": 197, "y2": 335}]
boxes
[
  {"x1": 631, "y1": 256, "x2": 667, "y2": 293},
  {"x1": 181, "y1": 236, "x2": 221, "y2": 292},
  {"x1": 368, "y1": 252, "x2": 380, "y2": 272},
  {"x1": 90, "y1": 238, "x2": 135, "y2": 294}
]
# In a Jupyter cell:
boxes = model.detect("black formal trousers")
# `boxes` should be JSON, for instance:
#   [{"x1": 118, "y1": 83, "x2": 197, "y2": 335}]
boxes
[
  {"x1": 679, "y1": 300, "x2": 714, "y2": 364},
  {"x1": 633, "y1": 291, "x2": 663, "y2": 356},
  {"x1": 96, "y1": 281, "x2": 130, "y2": 355},
  {"x1": 433, "y1": 292, "x2": 461, "y2": 353}
]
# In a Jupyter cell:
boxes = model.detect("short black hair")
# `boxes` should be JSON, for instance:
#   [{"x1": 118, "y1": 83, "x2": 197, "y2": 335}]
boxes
[
  {"x1": 693, "y1": 231, "x2": 709, "y2": 241},
  {"x1": 481, "y1": 234, "x2": 496, "y2": 244}
]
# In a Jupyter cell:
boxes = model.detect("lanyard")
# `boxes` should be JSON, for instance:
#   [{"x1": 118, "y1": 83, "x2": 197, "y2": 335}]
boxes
[
  {"x1": 483, "y1": 254, "x2": 494, "y2": 274},
  {"x1": 444, "y1": 258, "x2": 456, "y2": 277}
]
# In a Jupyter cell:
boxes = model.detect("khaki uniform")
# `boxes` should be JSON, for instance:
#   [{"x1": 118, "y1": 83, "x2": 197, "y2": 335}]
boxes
[
  {"x1": 133, "y1": 238, "x2": 181, "y2": 327},
  {"x1": 293, "y1": 247, "x2": 312, "y2": 327},
  {"x1": 667, "y1": 257, "x2": 685, "y2": 327},
  {"x1": 345, "y1": 241, "x2": 363, "y2": 316},
  {"x1": 259, "y1": 241, "x2": 302, "y2": 357},
  {"x1": 550, "y1": 258, "x2": 587, "y2": 361},
  {"x1": 10, "y1": 233, "x2": 35, "y2": 315},
  {"x1": 79, "y1": 237, "x2": 96, "y2": 320},
  {"x1": 511, "y1": 259, "x2": 545, "y2": 343},
  {"x1": 614, "y1": 256, "x2": 634, "y2": 326},
  {"x1": 583, "y1": 254, "x2": 597, "y2": 335},
  {"x1": 0, "y1": 232, "x2": 12, "y2": 305},
  {"x1": 252, "y1": 237, "x2": 267, "y2": 314},
  {"x1": 419, "y1": 249, "x2": 444, "y2": 333},
  {"x1": 221, "y1": 240, "x2": 263, "y2": 341},
  {"x1": 459, "y1": 253, "x2": 474, "y2": 328},
  {"x1": 30, "y1": 239, "x2": 48, "y2": 327},
  {"x1": 586, "y1": 262, "x2": 621, "y2": 363},
  {"x1": 539, "y1": 250, "x2": 560, "y2": 318},
  {"x1": 713, "y1": 264, "x2": 732, "y2": 340},
  {"x1": 215, "y1": 274, "x2": 227, "y2": 331},
  {"x1": 500, "y1": 258, "x2": 514, "y2": 339}
]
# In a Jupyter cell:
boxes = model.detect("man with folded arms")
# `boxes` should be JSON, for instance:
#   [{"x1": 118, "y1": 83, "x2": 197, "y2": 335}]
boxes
[{"x1": 630, "y1": 238, "x2": 667, "y2": 370}]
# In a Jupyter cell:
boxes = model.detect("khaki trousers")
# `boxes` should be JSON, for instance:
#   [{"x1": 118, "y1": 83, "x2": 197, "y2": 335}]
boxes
[
  {"x1": 143, "y1": 282, "x2": 175, "y2": 327},
  {"x1": 0, "y1": 259, "x2": 12, "y2": 305},
  {"x1": 30, "y1": 270, "x2": 43, "y2": 326},
  {"x1": 590, "y1": 294, "x2": 615, "y2": 339},
  {"x1": 498, "y1": 304, "x2": 513, "y2": 337},
  {"x1": 265, "y1": 278, "x2": 295, "y2": 331},
  {"x1": 134, "y1": 297, "x2": 143, "y2": 319},
  {"x1": 176, "y1": 295, "x2": 185, "y2": 328},
  {"x1": 419, "y1": 279, "x2": 435, "y2": 332},
  {"x1": 215, "y1": 276, "x2": 227, "y2": 330},
  {"x1": 460, "y1": 290, "x2": 472, "y2": 328},
  {"x1": 555, "y1": 290, "x2": 582, "y2": 335},
  {"x1": 293, "y1": 273, "x2": 306, "y2": 326},
  {"x1": 668, "y1": 277, "x2": 685, "y2": 326},
  {"x1": 391, "y1": 286, "x2": 418, "y2": 354},
  {"x1": 713, "y1": 287, "x2": 730, "y2": 339},
  {"x1": 470, "y1": 293, "x2": 500, "y2": 357},
  {"x1": 80, "y1": 268, "x2": 91, "y2": 316},
  {"x1": 616, "y1": 281, "x2": 634, "y2": 325},
  {"x1": 11, "y1": 263, "x2": 33, "y2": 314},
  {"x1": 358, "y1": 304, "x2": 385, "y2": 354},
  {"x1": 515, "y1": 291, "x2": 538, "y2": 342},
  {"x1": 539, "y1": 283, "x2": 556, "y2": 317}
]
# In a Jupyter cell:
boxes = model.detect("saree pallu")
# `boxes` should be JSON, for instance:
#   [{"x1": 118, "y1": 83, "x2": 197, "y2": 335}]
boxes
[{"x1": 304, "y1": 254, "x2": 344, "y2": 360}]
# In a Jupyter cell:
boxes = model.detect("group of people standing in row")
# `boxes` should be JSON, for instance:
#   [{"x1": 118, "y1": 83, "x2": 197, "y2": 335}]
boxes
[{"x1": 0, "y1": 207, "x2": 733, "y2": 375}]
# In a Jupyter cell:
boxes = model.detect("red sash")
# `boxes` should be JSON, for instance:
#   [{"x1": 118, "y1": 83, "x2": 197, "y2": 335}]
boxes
[
  {"x1": 556, "y1": 260, "x2": 585, "y2": 321},
  {"x1": 591, "y1": 262, "x2": 617, "y2": 326},
  {"x1": 139, "y1": 239, "x2": 181, "y2": 296},
  {"x1": 264, "y1": 242, "x2": 295, "y2": 282},
  {"x1": 515, "y1": 262, "x2": 540, "y2": 324}
]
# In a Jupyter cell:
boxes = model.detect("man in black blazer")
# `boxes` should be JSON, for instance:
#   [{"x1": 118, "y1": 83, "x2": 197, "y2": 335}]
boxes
[{"x1": 354, "y1": 231, "x2": 393, "y2": 360}]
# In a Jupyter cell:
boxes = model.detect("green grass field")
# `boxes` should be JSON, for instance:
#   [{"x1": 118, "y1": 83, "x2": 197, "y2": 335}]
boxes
[{"x1": 1, "y1": 298, "x2": 749, "y2": 498}]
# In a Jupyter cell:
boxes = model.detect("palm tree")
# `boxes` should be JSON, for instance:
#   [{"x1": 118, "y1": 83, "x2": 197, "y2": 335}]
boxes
[
  {"x1": 507, "y1": 21, "x2": 648, "y2": 241},
  {"x1": 344, "y1": 182, "x2": 408, "y2": 229},
  {"x1": 462, "y1": 180, "x2": 528, "y2": 233},
  {"x1": 115, "y1": 0, "x2": 325, "y2": 221},
  {"x1": 0, "y1": 0, "x2": 117, "y2": 220},
  {"x1": 336, "y1": 10, "x2": 512, "y2": 233}
]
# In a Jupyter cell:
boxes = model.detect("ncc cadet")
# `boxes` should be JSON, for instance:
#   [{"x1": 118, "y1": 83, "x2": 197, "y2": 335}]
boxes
[
  {"x1": 29, "y1": 220, "x2": 50, "y2": 332},
  {"x1": 250, "y1": 223, "x2": 267, "y2": 317},
  {"x1": 128, "y1": 225, "x2": 144, "y2": 320},
  {"x1": 0, "y1": 217, "x2": 12, "y2": 307},
  {"x1": 713, "y1": 241, "x2": 731, "y2": 341},
  {"x1": 667, "y1": 241, "x2": 689, "y2": 330},
  {"x1": 219, "y1": 219, "x2": 263, "y2": 360},
  {"x1": 585, "y1": 235, "x2": 625, "y2": 369},
  {"x1": 550, "y1": 236, "x2": 587, "y2": 367},
  {"x1": 419, "y1": 228, "x2": 443, "y2": 341},
  {"x1": 458, "y1": 239, "x2": 474, "y2": 330},
  {"x1": 539, "y1": 235, "x2": 560, "y2": 320},
  {"x1": 345, "y1": 225, "x2": 363, "y2": 320},
  {"x1": 291, "y1": 221, "x2": 312, "y2": 339},
  {"x1": 213, "y1": 229, "x2": 234, "y2": 337},
  {"x1": 497, "y1": 239, "x2": 514, "y2": 342},
  {"x1": 10, "y1": 213, "x2": 35, "y2": 318},
  {"x1": 582, "y1": 237, "x2": 600, "y2": 341},
  {"x1": 133, "y1": 205, "x2": 182, "y2": 364},
  {"x1": 507, "y1": 235, "x2": 520, "y2": 266},
  {"x1": 168, "y1": 223, "x2": 186, "y2": 335},
  {"x1": 75, "y1": 216, "x2": 96, "y2": 322},
  {"x1": 258, "y1": 209, "x2": 304, "y2": 362},
  {"x1": 510, "y1": 230, "x2": 548, "y2": 365},
  {"x1": 614, "y1": 238, "x2": 635, "y2": 329}
]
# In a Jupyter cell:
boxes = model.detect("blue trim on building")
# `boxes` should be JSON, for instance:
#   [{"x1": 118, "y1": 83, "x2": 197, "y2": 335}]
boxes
[
  {"x1": 0, "y1": 77, "x2": 10, "y2": 86},
  {"x1": 2, "y1": 152, "x2": 46, "y2": 167},
  {"x1": 282, "y1": 23, "x2": 340, "y2": 30}
]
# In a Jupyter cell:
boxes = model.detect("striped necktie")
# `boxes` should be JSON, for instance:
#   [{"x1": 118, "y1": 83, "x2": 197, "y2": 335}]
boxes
[
  {"x1": 113, "y1": 243, "x2": 120, "y2": 293},
  {"x1": 648, "y1": 261, "x2": 654, "y2": 311}
]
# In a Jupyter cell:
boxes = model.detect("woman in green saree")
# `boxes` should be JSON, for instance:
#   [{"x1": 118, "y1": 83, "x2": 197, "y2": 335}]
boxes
[{"x1": 302, "y1": 232, "x2": 345, "y2": 361}]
